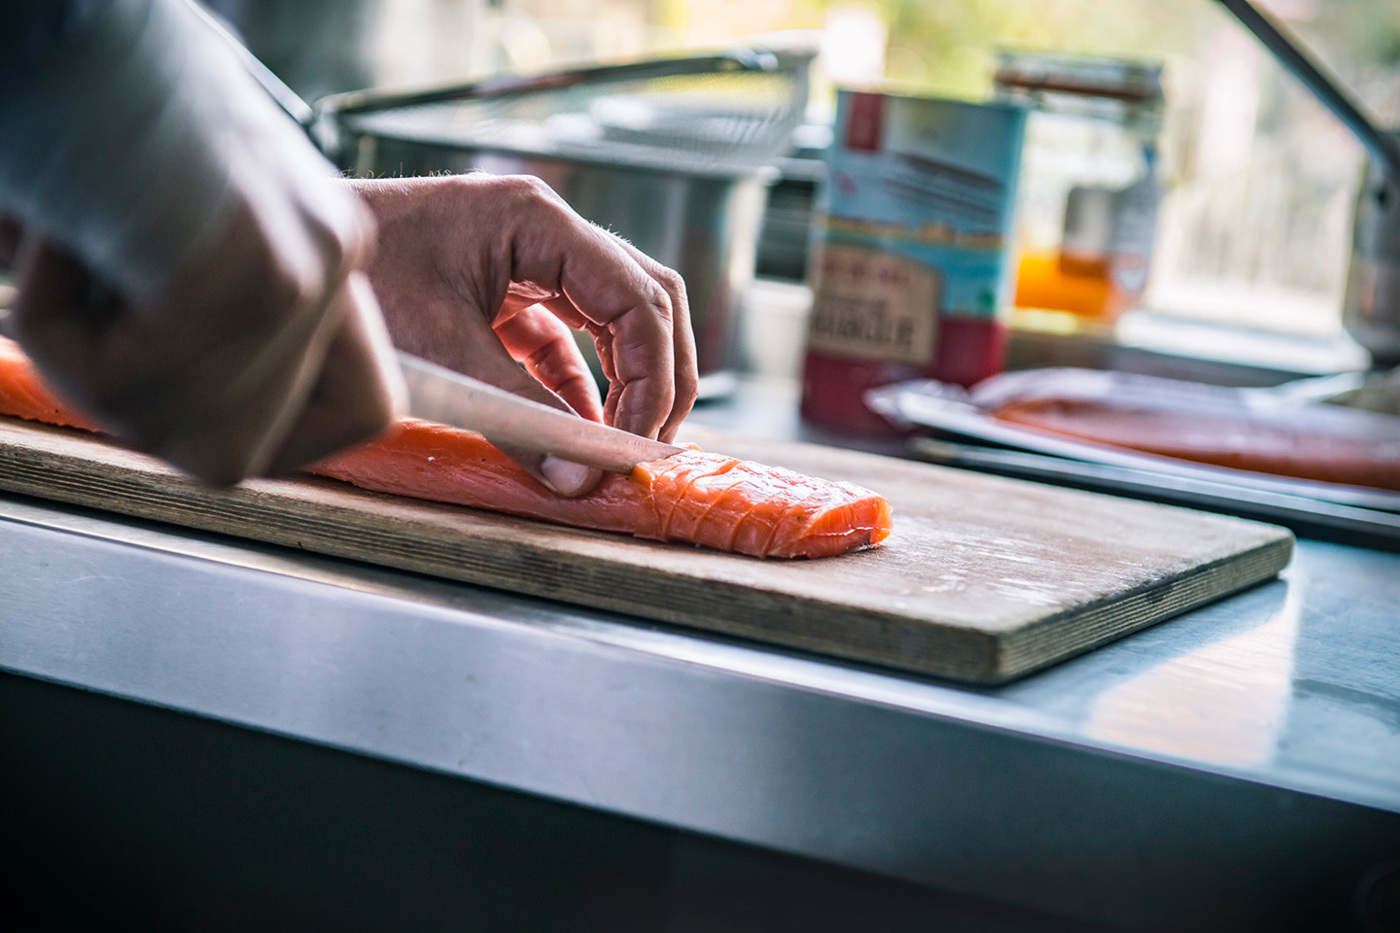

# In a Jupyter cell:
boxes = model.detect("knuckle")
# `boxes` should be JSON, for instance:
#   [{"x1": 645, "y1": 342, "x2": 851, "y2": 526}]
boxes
[
  {"x1": 263, "y1": 252, "x2": 323, "y2": 315},
  {"x1": 268, "y1": 232, "x2": 360, "y2": 319},
  {"x1": 637, "y1": 278, "x2": 673, "y2": 318},
  {"x1": 307, "y1": 209, "x2": 361, "y2": 278},
  {"x1": 675, "y1": 369, "x2": 700, "y2": 406},
  {"x1": 146, "y1": 422, "x2": 251, "y2": 487},
  {"x1": 298, "y1": 188, "x2": 374, "y2": 285},
  {"x1": 499, "y1": 173, "x2": 556, "y2": 205},
  {"x1": 238, "y1": 228, "x2": 325, "y2": 320},
  {"x1": 653, "y1": 265, "x2": 686, "y2": 298},
  {"x1": 317, "y1": 234, "x2": 350, "y2": 284}
]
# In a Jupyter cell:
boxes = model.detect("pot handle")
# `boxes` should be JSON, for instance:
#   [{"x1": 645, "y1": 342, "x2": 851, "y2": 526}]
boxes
[
  {"x1": 312, "y1": 46, "x2": 790, "y2": 123},
  {"x1": 201, "y1": 1, "x2": 811, "y2": 164}
]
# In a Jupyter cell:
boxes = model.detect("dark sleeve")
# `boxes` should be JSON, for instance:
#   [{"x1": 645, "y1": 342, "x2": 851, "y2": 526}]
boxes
[{"x1": 0, "y1": 0, "x2": 117, "y2": 74}]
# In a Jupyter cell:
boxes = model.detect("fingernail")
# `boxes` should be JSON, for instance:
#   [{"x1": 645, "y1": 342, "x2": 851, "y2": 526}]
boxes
[{"x1": 540, "y1": 456, "x2": 597, "y2": 497}]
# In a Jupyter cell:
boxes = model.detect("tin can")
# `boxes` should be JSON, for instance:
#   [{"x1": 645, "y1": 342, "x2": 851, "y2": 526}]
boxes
[{"x1": 800, "y1": 90, "x2": 1027, "y2": 434}]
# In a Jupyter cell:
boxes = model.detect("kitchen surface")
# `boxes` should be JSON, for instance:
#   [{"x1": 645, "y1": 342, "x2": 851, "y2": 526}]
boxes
[
  {"x1": 1, "y1": 369, "x2": 1397, "y2": 930},
  {"x1": 3, "y1": 0, "x2": 1400, "y2": 931}
]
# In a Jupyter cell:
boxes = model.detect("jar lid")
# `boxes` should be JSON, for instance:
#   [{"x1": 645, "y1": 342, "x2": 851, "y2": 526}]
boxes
[{"x1": 993, "y1": 51, "x2": 1163, "y2": 105}]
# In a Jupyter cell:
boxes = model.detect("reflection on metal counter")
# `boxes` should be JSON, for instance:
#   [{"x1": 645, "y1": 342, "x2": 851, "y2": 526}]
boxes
[{"x1": 1087, "y1": 582, "x2": 1299, "y2": 768}]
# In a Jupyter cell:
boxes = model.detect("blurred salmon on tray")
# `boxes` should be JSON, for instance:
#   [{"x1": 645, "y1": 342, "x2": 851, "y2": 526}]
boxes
[{"x1": 868, "y1": 367, "x2": 1400, "y2": 508}]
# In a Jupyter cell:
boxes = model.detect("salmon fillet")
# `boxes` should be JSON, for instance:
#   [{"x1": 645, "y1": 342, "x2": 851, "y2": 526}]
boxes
[
  {"x1": 0, "y1": 337, "x2": 892, "y2": 558},
  {"x1": 0, "y1": 338, "x2": 101, "y2": 432},
  {"x1": 992, "y1": 397, "x2": 1400, "y2": 491}
]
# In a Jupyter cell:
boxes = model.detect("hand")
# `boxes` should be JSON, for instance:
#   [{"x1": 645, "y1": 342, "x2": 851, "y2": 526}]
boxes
[
  {"x1": 9, "y1": 190, "x2": 402, "y2": 486},
  {"x1": 0, "y1": 216, "x2": 19, "y2": 267},
  {"x1": 352, "y1": 174, "x2": 698, "y2": 495},
  {"x1": 0, "y1": 0, "x2": 402, "y2": 485}
]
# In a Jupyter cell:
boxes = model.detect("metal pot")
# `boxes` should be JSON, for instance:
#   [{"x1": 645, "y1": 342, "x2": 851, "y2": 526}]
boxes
[{"x1": 312, "y1": 49, "x2": 812, "y2": 391}]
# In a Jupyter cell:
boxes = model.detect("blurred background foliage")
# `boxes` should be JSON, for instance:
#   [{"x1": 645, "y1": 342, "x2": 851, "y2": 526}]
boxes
[{"x1": 652, "y1": 0, "x2": 1397, "y2": 116}]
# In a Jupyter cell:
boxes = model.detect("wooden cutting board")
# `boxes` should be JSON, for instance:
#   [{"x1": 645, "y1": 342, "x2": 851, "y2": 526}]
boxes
[{"x1": 0, "y1": 418, "x2": 1292, "y2": 684}]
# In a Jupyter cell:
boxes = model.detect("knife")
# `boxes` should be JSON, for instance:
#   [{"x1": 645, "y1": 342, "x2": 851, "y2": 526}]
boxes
[{"x1": 396, "y1": 351, "x2": 684, "y2": 475}]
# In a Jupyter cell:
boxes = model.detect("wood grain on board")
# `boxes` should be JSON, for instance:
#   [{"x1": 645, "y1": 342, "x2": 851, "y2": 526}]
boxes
[{"x1": 0, "y1": 418, "x2": 1293, "y2": 684}]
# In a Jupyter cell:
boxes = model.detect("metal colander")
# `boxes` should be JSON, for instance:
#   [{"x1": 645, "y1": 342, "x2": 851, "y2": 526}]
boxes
[{"x1": 314, "y1": 44, "x2": 814, "y2": 176}]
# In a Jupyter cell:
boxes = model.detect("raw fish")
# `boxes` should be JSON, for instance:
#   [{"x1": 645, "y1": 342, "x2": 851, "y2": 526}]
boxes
[{"x1": 0, "y1": 337, "x2": 892, "y2": 558}]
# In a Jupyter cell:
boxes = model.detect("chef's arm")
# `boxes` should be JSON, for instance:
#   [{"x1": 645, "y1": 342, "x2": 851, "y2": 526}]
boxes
[{"x1": 0, "y1": 0, "x2": 402, "y2": 484}]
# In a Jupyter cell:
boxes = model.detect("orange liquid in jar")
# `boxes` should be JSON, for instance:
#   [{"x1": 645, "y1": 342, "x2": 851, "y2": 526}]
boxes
[{"x1": 1012, "y1": 249, "x2": 1142, "y2": 322}]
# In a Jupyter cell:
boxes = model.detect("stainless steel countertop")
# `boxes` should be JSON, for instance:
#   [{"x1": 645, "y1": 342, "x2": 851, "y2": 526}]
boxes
[{"x1": 2, "y1": 375, "x2": 1398, "y2": 928}]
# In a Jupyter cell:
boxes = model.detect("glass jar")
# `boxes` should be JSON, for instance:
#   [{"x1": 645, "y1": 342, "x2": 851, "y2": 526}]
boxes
[{"x1": 994, "y1": 51, "x2": 1165, "y2": 328}]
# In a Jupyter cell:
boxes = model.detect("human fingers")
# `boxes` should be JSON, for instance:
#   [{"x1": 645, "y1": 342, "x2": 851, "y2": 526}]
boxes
[
  {"x1": 264, "y1": 272, "x2": 403, "y2": 475},
  {"x1": 11, "y1": 203, "x2": 379, "y2": 486},
  {"x1": 355, "y1": 172, "x2": 688, "y2": 440},
  {"x1": 0, "y1": 0, "x2": 393, "y2": 486},
  {"x1": 0, "y1": 217, "x2": 22, "y2": 269},
  {"x1": 475, "y1": 337, "x2": 606, "y2": 498},
  {"x1": 352, "y1": 178, "x2": 606, "y2": 495},
  {"x1": 10, "y1": 237, "x2": 120, "y2": 413},
  {"x1": 493, "y1": 301, "x2": 604, "y2": 425},
  {"x1": 489, "y1": 176, "x2": 682, "y2": 440},
  {"x1": 402, "y1": 295, "x2": 603, "y2": 497},
  {"x1": 11, "y1": 237, "x2": 275, "y2": 481},
  {"x1": 603, "y1": 239, "x2": 697, "y2": 444}
]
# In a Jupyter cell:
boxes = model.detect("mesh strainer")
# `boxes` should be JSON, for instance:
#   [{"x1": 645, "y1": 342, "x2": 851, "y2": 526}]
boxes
[{"x1": 315, "y1": 43, "x2": 815, "y2": 176}]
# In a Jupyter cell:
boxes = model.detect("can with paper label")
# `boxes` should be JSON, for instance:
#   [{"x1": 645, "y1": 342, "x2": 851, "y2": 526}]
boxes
[{"x1": 800, "y1": 90, "x2": 1027, "y2": 434}]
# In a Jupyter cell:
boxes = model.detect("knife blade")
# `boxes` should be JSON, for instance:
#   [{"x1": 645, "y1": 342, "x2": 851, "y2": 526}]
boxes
[{"x1": 396, "y1": 351, "x2": 684, "y2": 475}]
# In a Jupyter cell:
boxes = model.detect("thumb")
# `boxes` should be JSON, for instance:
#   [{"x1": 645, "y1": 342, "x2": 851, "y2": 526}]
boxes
[
  {"x1": 0, "y1": 217, "x2": 23, "y2": 268},
  {"x1": 12, "y1": 237, "x2": 122, "y2": 402}
]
